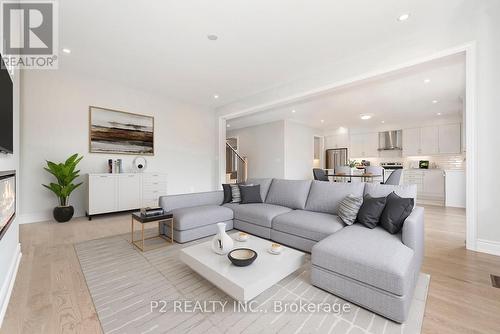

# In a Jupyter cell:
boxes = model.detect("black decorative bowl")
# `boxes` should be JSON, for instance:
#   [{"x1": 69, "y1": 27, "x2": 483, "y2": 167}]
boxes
[{"x1": 228, "y1": 248, "x2": 257, "y2": 267}]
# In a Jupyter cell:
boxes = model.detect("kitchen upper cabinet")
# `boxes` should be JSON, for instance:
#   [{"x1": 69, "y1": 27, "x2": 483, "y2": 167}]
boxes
[
  {"x1": 349, "y1": 134, "x2": 364, "y2": 157},
  {"x1": 438, "y1": 124, "x2": 461, "y2": 154},
  {"x1": 325, "y1": 133, "x2": 349, "y2": 149},
  {"x1": 403, "y1": 124, "x2": 461, "y2": 156},
  {"x1": 403, "y1": 128, "x2": 420, "y2": 156},
  {"x1": 420, "y1": 126, "x2": 439, "y2": 155},
  {"x1": 364, "y1": 132, "x2": 379, "y2": 157},
  {"x1": 350, "y1": 133, "x2": 379, "y2": 158}
]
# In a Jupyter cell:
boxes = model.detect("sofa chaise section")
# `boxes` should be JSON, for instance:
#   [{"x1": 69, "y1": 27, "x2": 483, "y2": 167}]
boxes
[
  {"x1": 311, "y1": 184, "x2": 422, "y2": 323},
  {"x1": 159, "y1": 190, "x2": 233, "y2": 243}
]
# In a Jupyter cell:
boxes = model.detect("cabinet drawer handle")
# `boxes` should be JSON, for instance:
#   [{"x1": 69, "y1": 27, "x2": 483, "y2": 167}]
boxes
[{"x1": 100, "y1": 176, "x2": 108, "y2": 178}]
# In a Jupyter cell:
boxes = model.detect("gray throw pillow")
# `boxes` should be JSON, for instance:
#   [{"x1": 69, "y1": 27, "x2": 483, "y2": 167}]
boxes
[
  {"x1": 230, "y1": 184, "x2": 241, "y2": 203},
  {"x1": 356, "y1": 194, "x2": 387, "y2": 228},
  {"x1": 240, "y1": 184, "x2": 262, "y2": 204},
  {"x1": 337, "y1": 195, "x2": 363, "y2": 225},
  {"x1": 380, "y1": 192, "x2": 414, "y2": 234},
  {"x1": 221, "y1": 184, "x2": 232, "y2": 204}
]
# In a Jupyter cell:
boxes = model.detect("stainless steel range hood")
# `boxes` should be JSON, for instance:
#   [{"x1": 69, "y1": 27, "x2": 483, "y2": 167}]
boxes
[{"x1": 378, "y1": 130, "x2": 402, "y2": 151}]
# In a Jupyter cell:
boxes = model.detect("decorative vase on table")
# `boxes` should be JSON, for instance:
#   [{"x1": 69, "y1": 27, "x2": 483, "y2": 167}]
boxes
[{"x1": 211, "y1": 222, "x2": 234, "y2": 255}]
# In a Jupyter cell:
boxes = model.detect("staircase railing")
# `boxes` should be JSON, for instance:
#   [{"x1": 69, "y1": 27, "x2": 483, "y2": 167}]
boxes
[{"x1": 225, "y1": 141, "x2": 248, "y2": 183}]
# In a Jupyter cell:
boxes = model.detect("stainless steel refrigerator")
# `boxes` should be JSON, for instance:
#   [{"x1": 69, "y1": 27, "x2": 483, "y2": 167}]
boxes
[{"x1": 325, "y1": 148, "x2": 348, "y2": 169}]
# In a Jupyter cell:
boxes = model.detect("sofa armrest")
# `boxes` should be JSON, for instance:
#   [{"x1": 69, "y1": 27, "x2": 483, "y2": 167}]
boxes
[
  {"x1": 159, "y1": 190, "x2": 224, "y2": 212},
  {"x1": 402, "y1": 206, "x2": 424, "y2": 267}
]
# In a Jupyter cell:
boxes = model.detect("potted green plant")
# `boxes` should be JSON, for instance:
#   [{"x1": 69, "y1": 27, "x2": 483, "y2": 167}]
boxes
[{"x1": 42, "y1": 153, "x2": 83, "y2": 222}]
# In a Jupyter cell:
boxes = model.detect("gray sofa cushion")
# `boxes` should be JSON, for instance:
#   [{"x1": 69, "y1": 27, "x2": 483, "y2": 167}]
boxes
[
  {"x1": 265, "y1": 179, "x2": 312, "y2": 209},
  {"x1": 160, "y1": 191, "x2": 223, "y2": 212},
  {"x1": 364, "y1": 183, "x2": 417, "y2": 207},
  {"x1": 305, "y1": 181, "x2": 365, "y2": 215},
  {"x1": 312, "y1": 225, "x2": 414, "y2": 296},
  {"x1": 171, "y1": 205, "x2": 233, "y2": 231},
  {"x1": 231, "y1": 203, "x2": 292, "y2": 228},
  {"x1": 272, "y1": 210, "x2": 345, "y2": 242},
  {"x1": 246, "y1": 178, "x2": 273, "y2": 201}
]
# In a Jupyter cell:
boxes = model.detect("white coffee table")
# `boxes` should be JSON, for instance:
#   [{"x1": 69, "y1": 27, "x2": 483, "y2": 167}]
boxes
[{"x1": 179, "y1": 232, "x2": 306, "y2": 302}]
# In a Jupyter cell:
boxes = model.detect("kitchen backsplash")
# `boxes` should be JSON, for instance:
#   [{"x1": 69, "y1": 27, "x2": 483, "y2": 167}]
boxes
[{"x1": 356, "y1": 154, "x2": 465, "y2": 170}]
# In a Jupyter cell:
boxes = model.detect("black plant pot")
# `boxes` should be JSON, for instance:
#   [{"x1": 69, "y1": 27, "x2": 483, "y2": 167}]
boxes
[{"x1": 53, "y1": 206, "x2": 74, "y2": 223}]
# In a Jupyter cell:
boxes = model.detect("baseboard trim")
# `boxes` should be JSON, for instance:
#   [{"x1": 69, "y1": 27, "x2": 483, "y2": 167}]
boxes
[
  {"x1": 476, "y1": 239, "x2": 500, "y2": 257},
  {"x1": 17, "y1": 212, "x2": 52, "y2": 224},
  {"x1": 18, "y1": 211, "x2": 85, "y2": 224},
  {"x1": 0, "y1": 243, "x2": 22, "y2": 328}
]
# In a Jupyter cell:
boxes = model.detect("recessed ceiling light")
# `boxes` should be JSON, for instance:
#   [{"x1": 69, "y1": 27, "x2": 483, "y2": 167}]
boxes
[
  {"x1": 424, "y1": 79, "x2": 431, "y2": 83},
  {"x1": 213, "y1": 94, "x2": 219, "y2": 99},
  {"x1": 226, "y1": 124, "x2": 231, "y2": 128},
  {"x1": 320, "y1": 120, "x2": 325, "y2": 123},
  {"x1": 360, "y1": 113, "x2": 373, "y2": 120},
  {"x1": 207, "y1": 34, "x2": 218, "y2": 41},
  {"x1": 432, "y1": 100, "x2": 438, "y2": 104},
  {"x1": 62, "y1": 48, "x2": 71, "y2": 54},
  {"x1": 381, "y1": 120, "x2": 385, "y2": 124},
  {"x1": 291, "y1": 109, "x2": 296, "y2": 113},
  {"x1": 397, "y1": 13, "x2": 410, "y2": 21},
  {"x1": 437, "y1": 113, "x2": 442, "y2": 116}
]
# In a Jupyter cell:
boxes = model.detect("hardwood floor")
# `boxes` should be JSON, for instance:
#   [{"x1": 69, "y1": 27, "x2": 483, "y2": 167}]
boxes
[{"x1": 1, "y1": 206, "x2": 500, "y2": 334}]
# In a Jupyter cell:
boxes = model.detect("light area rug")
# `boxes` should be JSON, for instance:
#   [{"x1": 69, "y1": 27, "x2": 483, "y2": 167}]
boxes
[{"x1": 74, "y1": 233, "x2": 430, "y2": 334}]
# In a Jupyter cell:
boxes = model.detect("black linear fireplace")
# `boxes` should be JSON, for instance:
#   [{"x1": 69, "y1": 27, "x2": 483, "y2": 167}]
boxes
[{"x1": 0, "y1": 170, "x2": 15, "y2": 240}]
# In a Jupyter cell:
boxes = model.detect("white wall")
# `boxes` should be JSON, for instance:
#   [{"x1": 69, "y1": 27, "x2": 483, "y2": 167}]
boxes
[
  {"x1": 217, "y1": 1, "x2": 500, "y2": 254},
  {"x1": 227, "y1": 121, "x2": 285, "y2": 179},
  {"x1": 227, "y1": 120, "x2": 320, "y2": 180},
  {"x1": 284, "y1": 121, "x2": 319, "y2": 180},
  {"x1": 0, "y1": 68, "x2": 20, "y2": 326},
  {"x1": 20, "y1": 70, "x2": 216, "y2": 223}
]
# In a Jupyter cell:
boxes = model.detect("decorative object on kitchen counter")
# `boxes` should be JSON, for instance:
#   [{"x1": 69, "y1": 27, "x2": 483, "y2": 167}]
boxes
[{"x1": 419, "y1": 160, "x2": 429, "y2": 169}]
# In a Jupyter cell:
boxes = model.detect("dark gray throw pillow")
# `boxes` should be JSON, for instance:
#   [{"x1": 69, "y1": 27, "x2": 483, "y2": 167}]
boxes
[
  {"x1": 380, "y1": 192, "x2": 414, "y2": 234},
  {"x1": 221, "y1": 184, "x2": 232, "y2": 204},
  {"x1": 356, "y1": 194, "x2": 387, "y2": 228},
  {"x1": 239, "y1": 184, "x2": 262, "y2": 204}
]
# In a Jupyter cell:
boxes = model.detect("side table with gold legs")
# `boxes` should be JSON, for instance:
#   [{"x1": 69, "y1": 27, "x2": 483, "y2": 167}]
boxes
[{"x1": 131, "y1": 212, "x2": 174, "y2": 252}]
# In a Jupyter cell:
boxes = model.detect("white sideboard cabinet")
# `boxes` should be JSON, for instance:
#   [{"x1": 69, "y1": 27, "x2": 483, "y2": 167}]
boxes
[{"x1": 86, "y1": 173, "x2": 167, "y2": 219}]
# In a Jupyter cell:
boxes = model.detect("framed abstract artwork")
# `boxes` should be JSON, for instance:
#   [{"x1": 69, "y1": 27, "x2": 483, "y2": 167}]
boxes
[{"x1": 89, "y1": 106, "x2": 154, "y2": 155}]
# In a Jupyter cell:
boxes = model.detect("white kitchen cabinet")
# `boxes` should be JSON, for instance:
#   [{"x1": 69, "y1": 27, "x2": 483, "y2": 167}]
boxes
[
  {"x1": 325, "y1": 133, "x2": 349, "y2": 149},
  {"x1": 403, "y1": 169, "x2": 444, "y2": 204},
  {"x1": 349, "y1": 134, "x2": 364, "y2": 157},
  {"x1": 402, "y1": 128, "x2": 420, "y2": 156},
  {"x1": 445, "y1": 170, "x2": 466, "y2": 208},
  {"x1": 438, "y1": 124, "x2": 461, "y2": 154},
  {"x1": 420, "y1": 126, "x2": 439, "y2": 155},
  {"x1": 422, "y1": 169, "x2": 445, "y2": 200},
  {"x1": 86, "y1": 173, "x2": 167, "y2": 219},
  {"x1": 403, "y1": 124, "x2": 461, "y2": 156},
  {"x1": 350, "y1": 133, "x2": 379, "y2": 158},
  {"x1": 364, "y1": 132, "x2": 379, "y2": 157}
]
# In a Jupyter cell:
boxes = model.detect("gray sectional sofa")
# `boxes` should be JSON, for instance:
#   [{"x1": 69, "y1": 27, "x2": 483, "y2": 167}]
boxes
[{"x1": 159, "y1": 178, "x2": 423, "y2": 323}]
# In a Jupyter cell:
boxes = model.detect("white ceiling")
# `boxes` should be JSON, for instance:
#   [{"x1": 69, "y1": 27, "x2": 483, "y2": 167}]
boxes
[
  {"x1": 227, "y1": 53, "x2": 465, "y2": 131},
  {"x1": 58, "y1": 0, "x2": 478, "y2": 107}
]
